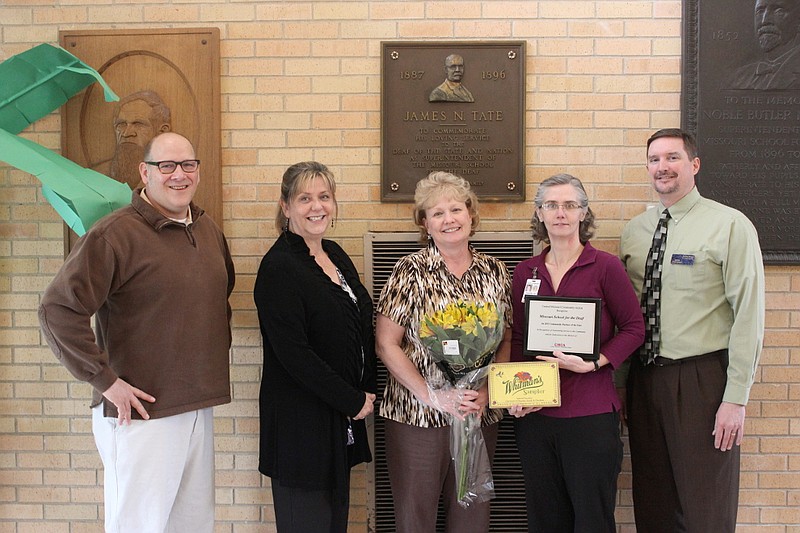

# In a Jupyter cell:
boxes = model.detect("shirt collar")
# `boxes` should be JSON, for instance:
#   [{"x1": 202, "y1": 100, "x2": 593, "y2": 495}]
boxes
[
  {"x1": 131, "y1": 187, "x2": 201, "y2": 231},
  {"x1": 574, "y1": 241, "x2": 598, "y2": 267},
  {"x1": 140, "y1": 188, "x2": 193, "y2": 225},
  {"x1": 539, "y1": 241, "x2": 598, "y2": 269},
  {"x1": 659, "y1": 186, "x2": 701, "y2": 224},
  {"x1": 281, "y1": 229, "x2": 337, "y2": 259},
  {"x1": 422, "y1": 240, "x2": 489, "y2": 275},
  {"x1": 757, "y1": 43, "x2": 800, "y2": 75},
  {"x1": 423, "y1": 241, "x2": 447, "y2": 272}
]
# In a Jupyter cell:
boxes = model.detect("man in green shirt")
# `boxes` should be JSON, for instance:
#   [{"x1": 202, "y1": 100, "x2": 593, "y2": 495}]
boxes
[{"x1": 620, "y1": 128, "x2": 765, "y2": 532}]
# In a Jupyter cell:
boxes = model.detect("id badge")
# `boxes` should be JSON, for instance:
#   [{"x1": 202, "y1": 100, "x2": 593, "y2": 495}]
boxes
[
  {"x1": 671, "y1": 254, "x2": 695, "y2": 265},
  {"x1": 522, "y1": 278, "x2": 541, "y2": 302}
]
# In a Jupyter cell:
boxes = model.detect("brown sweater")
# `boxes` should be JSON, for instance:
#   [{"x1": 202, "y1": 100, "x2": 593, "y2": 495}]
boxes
[{"x1": 39, "y1": 190, "x2": 235, "y2": 419}]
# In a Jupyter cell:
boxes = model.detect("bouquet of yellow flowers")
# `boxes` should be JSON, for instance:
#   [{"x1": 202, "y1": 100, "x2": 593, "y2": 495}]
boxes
[{"x1": 419, "y1": 300, "x2": 505, "y2": 508}]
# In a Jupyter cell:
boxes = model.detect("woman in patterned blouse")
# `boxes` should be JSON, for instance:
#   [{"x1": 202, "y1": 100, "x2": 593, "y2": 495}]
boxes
[{"x1": 375, "y1": 172, "x2": 513, "y2": 533}]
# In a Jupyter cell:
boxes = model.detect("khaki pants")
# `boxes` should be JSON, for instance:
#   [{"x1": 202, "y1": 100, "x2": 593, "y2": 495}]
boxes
[{"x1": 92, "y1": 406, "x2": 216, "y2": 533}]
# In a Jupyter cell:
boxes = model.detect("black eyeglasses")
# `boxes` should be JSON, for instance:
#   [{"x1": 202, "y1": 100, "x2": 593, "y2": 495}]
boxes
[{"x1": 145, "y1": 160, "x2": 200, "y2": 174}]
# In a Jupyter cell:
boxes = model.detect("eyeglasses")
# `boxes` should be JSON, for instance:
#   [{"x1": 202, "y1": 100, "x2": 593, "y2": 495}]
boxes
[
  {"x1": 145, "y1": 160, "x2": 200, "y2": 174},
  {"x1": 539, "y1": 201, "x2": 584, "y2": 211}
]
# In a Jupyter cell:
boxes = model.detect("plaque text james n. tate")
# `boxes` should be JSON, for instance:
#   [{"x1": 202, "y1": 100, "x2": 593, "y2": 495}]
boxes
[{"x1": 381, "y1": 42, "x2": 525, "y2": 201}]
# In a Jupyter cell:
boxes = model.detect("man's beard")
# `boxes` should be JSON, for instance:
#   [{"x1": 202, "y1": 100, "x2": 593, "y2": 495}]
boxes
[
  {"x1": 653, "y1": 172, "x2": 680, "y2": 196},
  {"x1": 110, "y1": 143, "x2": 145, "y2": 190},
  {"x1": 758, "y1": 26, "x2": 782, "y2": 54}
]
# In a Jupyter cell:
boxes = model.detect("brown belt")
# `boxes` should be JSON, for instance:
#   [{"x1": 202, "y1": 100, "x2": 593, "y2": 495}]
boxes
[{"x1": 653, "y1": 349, "x2": 728, "y2": 367}]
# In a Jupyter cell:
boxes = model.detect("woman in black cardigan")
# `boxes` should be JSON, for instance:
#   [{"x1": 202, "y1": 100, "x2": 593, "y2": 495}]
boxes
[{"x1": 254, "y1": 161, "x2": 376, "y2": 533}]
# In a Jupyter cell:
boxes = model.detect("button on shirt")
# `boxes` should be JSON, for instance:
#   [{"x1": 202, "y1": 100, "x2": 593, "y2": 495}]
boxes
[{"x1": 620, "y1": 187, "x2": 765, "y2": 405}]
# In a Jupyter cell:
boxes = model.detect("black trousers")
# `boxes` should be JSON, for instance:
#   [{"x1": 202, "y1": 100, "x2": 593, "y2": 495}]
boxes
[
  {"x1": 627, "y1": 352, "x2": 740, "y2": 533},
  {"x1": 514, "y1": 411, "x2": 623, "y2": 533},
  {"x1": 271, "y1": 476, "x2": 350, "y2": 533}
]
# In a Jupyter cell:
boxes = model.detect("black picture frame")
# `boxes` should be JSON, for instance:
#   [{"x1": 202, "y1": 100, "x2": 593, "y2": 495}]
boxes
[{"x1": 522, "y1": 295, "x2": 601, "y2": 361}]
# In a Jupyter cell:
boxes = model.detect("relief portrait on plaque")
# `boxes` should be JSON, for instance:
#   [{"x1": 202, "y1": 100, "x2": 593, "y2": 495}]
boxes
[
  {"x1": 727, "y1": 0, "x2": 800, "y2": 90},
  {"x1": 429, "y1": 54, "x2": 475, "y2": 103},
  {"x1": 60, "y1": 28, "x2": 222, "y2": 255},
  {"x1": 683, "y1": 0, "x2": 800, "y2": 263},
  {"x1": 93, "y1": 90, "x2": 172, "y2": 190}
]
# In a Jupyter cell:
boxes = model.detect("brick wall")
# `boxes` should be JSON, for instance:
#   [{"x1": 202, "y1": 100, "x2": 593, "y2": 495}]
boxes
[{"x1": 1, "y1": 1, "x2": 797, "y2": 532}]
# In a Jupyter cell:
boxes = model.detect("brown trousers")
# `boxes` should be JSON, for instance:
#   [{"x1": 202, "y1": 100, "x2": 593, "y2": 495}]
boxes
[
  {"x1": 627, "y1": 352, "x2": 740, "y2": 533},
  {"x1": 384, "y1": 419, "x2": 499, "y2": 533}
]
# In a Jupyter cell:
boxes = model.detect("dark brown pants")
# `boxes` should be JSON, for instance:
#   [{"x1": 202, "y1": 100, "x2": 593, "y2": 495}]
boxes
[
  {"x1": 384, "y1": 419, "x2": 499, "y2": 533},
  {"x1": 627, "y1": 352, "x2": 740, "y2": 533}
]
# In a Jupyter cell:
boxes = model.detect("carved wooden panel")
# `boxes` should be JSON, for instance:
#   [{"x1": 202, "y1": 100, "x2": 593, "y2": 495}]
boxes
[{"x1": 59, "y1": 28, "x2": 221, "y2": 251}]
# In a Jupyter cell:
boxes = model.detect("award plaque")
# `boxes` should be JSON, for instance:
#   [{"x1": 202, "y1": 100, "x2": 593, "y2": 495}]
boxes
[
  {"x1": 523, "y1": 296, "x2": 601, "y2": 361},
  {"x1": 488, "y1": 362, "x2": 561, "y2": 408}
]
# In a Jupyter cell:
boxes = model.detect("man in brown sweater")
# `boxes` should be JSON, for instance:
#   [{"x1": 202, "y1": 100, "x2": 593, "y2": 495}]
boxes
[{"x1": 39, "y1": 132, "x2": 235, "y2": 533}]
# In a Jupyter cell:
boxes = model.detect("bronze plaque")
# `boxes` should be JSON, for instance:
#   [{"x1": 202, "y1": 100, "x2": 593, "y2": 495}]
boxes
[
  {"x1": 682, "y1": 0, "x2": 800, "y2": 264},
  {"x1": 381, "y1": 41, "x2": 525, "y2": 202}
]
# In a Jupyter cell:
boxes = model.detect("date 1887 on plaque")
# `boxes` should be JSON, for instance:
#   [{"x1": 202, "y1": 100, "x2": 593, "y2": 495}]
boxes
[{"x1": 381, "y1": 41, "x2": 525, "y2": 202}]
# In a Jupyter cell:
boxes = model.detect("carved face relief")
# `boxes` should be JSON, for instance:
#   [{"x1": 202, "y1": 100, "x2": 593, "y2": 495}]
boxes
[{"x1": 755, "y1": 0, "x2": 800, "y2": 55}]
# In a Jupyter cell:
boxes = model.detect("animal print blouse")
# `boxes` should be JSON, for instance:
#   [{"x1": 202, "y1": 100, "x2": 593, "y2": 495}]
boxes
[{"x1": 376, "y1": 242, "x2": 513, "y2": 428}]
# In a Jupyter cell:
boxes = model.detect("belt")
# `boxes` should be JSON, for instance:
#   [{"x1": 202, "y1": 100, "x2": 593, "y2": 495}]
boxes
[{"x1": 652, "y1": 349, "x2": 728, "y2": 367}]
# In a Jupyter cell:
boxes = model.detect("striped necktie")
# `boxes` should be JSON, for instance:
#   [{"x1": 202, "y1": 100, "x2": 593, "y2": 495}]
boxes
[{"x1": 640, "y1": 209, "x2": 670, "y2": 365}]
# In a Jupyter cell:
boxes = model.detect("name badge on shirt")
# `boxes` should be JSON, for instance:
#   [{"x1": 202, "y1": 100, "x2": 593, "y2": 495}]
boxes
[
  {"x1": 671, "y1": 254, "x2": 695, "y2": 266},
  {"x1": 522, "y1": 278, "x2": 541, "y2": 302}
]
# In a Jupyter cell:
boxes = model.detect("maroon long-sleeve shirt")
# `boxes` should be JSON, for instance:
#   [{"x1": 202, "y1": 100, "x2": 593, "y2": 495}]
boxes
[{"x1": 511, "y1": 242, "x2": 644, "y2": 418}]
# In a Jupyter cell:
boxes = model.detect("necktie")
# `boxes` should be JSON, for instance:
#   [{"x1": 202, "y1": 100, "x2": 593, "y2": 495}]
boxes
[{"x1": 640, "y1": 209, "x2": 670, "y2": 365}]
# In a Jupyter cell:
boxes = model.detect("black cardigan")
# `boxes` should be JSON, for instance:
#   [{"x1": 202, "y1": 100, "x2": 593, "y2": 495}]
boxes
[{"x1": 254, "y1": 231, "x2": 376, "y2": 492}]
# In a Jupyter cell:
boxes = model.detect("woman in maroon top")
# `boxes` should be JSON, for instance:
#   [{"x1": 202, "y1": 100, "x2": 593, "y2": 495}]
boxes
[{"x1": 509, "y1": 174, "x2": 644, "y2": 533}]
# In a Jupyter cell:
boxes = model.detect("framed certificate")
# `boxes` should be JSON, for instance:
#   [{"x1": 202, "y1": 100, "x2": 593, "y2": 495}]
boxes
[
  {"x1": 488, "y1": 362, "x2": 561, "y2": 408},
  {"x1": 523, "y1": 295, "x2": 601, "y2": 361}
]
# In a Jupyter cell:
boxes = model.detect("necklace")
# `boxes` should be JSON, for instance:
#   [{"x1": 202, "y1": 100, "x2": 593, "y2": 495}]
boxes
[{"x1": 546, "y1": 245, "x2": 583, "y2": 271}]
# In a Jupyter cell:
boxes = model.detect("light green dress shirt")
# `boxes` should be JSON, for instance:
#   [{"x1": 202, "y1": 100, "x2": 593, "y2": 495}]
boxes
[{"x1": 620, "y1": 187, "x2": 765, "y2": 405}]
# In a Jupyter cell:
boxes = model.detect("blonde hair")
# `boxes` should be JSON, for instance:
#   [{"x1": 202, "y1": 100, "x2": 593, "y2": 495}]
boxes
[
  {"x1": 275, "y1": 161, "x2": 337, "y2": 232},
  {"x1": 412, "y1": 172, "x2": 480, "y2": 243}
]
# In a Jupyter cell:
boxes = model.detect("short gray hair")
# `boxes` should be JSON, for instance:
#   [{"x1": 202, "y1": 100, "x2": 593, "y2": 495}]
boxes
[{"x1": 530, "y1": 173, "x2": 596, "y2": 244}]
